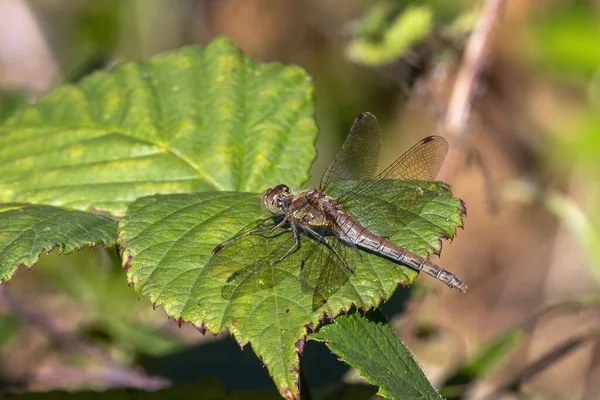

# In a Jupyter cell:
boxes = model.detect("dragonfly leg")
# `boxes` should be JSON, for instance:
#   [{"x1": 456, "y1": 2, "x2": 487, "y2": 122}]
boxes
[
  {"x1": 269, "y1": 217, "x2": 288, "y2": 232},
  {"x1": 301, "y1": 226, "x2": 354, "y2": 274},
  {"x1": 273, "y1": 223, "x2": 301, "y2": 265}
]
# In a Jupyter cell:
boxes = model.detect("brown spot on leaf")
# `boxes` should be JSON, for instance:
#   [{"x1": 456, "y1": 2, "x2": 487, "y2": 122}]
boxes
[
  {"x1": 282, "y1": 387, "x2": 300, "y2": 400},
  {"x1": 195, "y1": 323, "x2": 207, "y2": 335},
  {"x1": 122, "y1": 254, "x2": 133, "y2": 270},
  {"x1": 211, "y1": 243, "x2": 224, "y2": 255}
]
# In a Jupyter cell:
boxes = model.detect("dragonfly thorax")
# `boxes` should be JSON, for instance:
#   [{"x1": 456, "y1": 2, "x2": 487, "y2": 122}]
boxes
[{"x1": 262, "y1": 184, "x2": 293, "y2": 214}]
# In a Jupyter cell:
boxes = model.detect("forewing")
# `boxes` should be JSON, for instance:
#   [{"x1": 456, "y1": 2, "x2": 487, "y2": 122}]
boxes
[
  {"x1": 331, "y1": 135, "x2": 448, "y2": 200},
  {"x1": 333, "y1": 136, "x2": 448, "y2": 237},
  {"x1": 320, "y1": 112, "x2": 381, "y2": 193},
  {"x1": 206, "y1": 224, "x2": 298, "y2": 300},
  {"x1": 378, "y1": 135, "x2": 448, "y2": 182},
  {"x1": 299, "y1": 235, "x2": 356, "y2": 311}
]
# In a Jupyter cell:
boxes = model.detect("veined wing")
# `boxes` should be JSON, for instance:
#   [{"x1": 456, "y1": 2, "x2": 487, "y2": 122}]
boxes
[
  {"x1": 206, "y1": 221, "x2": 301, "y2": 300},
  {"x1": 342, "y1": 180, "x2": 453, "y2": 240},
  {"x1": 332, "y1": 135, "x2": 448, "y2": 201},
  {"x1": 332, "y1": 136, "x2": 448, "y2": 238},
  {"x1": 320, "y1": 112, "x2": 380, "y2": 194},
  {"x1": 299, "y1": 233, "x2": 356, "y2": 311}
]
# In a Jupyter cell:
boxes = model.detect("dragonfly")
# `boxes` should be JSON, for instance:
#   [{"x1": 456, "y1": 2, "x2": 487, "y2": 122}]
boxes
[{"x1": 206, "y1": 112, "x2": 467, "y2": 310}]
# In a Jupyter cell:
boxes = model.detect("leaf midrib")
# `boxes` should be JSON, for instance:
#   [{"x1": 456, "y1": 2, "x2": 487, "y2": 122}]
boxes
[{"x1": 0, "y1": 127, "x2": 224, "y2": 191}]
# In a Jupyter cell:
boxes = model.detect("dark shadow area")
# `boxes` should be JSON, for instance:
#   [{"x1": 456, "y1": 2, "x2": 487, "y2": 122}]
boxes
[
  {"x1": 8, "y1": 381, "x2": 378, "y2": 400},
  {"x1": 300, "y1": 339, "x2": 351, "y2": 390},
  {"x1": 142, "y1": 336, "x2": 274, "y2": 392},
  {"x1": 8, "y1": 380, "x2": 280, "y2": 400},
  {"x1": 142, "y1": 333, "x2": 353, "y2": 395},
  {"x1": 379, "y1": 285, "x2": 412, "y2": 319}
]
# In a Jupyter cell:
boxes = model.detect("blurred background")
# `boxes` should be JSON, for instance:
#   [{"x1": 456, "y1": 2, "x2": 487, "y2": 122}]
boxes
[{"x1": 1, "y1": 0, "x2": 599, "y2": 399}]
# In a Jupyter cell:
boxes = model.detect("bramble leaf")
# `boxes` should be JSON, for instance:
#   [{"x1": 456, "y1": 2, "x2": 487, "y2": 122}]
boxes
[
  {"x1": 0, "y1": 203, "x2": 117, "y2": 282},
  {"x1": 118, "y1": 179, "x2": 464, "y2": 397},
  {"x1": 311, "y1": 310, "x2": 442, "y2": 399},
  {"x1": 0, "y1": 37, "x2": 316, "y2": 216}
]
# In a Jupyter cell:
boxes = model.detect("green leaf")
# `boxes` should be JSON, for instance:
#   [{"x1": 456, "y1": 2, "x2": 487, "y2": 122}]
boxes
[
  {"x1": 311, "y1": 310, "x2": 441, "y2": 399},
  {"x1": 0, "y1": 314, "x2": 20, "y2": 348},
  {"x1": 531, "y1": 3, "x2": 600, "y2": 77},
  {"x1": 0, "y1": 204, "x2": 117, "y2": 282},
  {"x1": 458, "y1": 327, "x2": 524, "y2": 377},
  {"x1": 347, "y1": 5, "x2": 433, "y2": 66},
  {"x1": 0, "y1": 37, "x2": 316, "y2": 216},
  {"x1": 118, "y1": 181, "x2": 464, "y2": 397},
  {"x1": 0, "y1": 91, "x2": 31, "y2": 123},
  {"x1": 439, "y1": 326, "x2": 525, "y2": 398}
]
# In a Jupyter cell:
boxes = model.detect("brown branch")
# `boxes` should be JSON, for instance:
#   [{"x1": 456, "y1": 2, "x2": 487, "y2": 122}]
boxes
[
  {"x1": 438, "y1": 0, "x2": 505, "y2": 182},
  {"x1": 490, "y1": 329, "x2": 600, "y2": 397}
]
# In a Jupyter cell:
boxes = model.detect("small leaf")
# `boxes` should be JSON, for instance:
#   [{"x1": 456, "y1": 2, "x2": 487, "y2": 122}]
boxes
[
  {"x1": 0, "y1": 37, "x2": 316, "y2": 216},
  {"x1": 0, "y1": 203, "x2": 117, "y2": 282},
  {"x1": 118, "y1": 181, "x2": 464, "y2": 398},
  {"x1": 347, "y1": 5, "x2": 433, "y2": 66},
  {"x1": 439, "y1": 326, "x2": 525, "y2": 399},
  {"x1": 311, "y1": 310, "x2": 441, "y2": 400}
]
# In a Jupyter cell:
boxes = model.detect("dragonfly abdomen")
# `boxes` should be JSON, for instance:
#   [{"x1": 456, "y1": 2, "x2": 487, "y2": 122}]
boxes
[{"x1": 334, "y1": 214, "x2": 467, "y2": 292}]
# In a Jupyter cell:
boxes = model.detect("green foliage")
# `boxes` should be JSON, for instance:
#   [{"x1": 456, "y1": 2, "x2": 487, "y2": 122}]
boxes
[
  {"x1": 347, "y1": 0, "x2": 478, "y2": 66},
  {"x1": 0, "y1": 37, "x2": 316, "y2": 216},
  {"x1": 526, "y1": 1, "x2": 600, "y2": 285},
  {"x1": 0, "y1": 204, "x2": 117, "y2": 282},
  {"x1": 0, "y1": 37, "x2": 467, "y2": 398},
  {"x1": 312, "y1": 310, "x2": 441, "y2": 399},
  {"x1": 36, "y1": 249, "x2": 184, "y2": 356},
  {"x1": 0, "y1": 91, "x2": 31, "y2": 123},
  {"x1": 118, "y1": 179, "x2": 464, "y2": 397},
  {"x1": 531, "y1": 3, "x2": 600, "y2": 77},
  {"x1": 0, "y1": 314, "x2": 20, "y2": 349},
  {"x1": 440, "y1": 327, "x2": 525, "y2": 398},
  {"x1": 347, "y1": 4, "x2": 433, "y2": 66},
  {"x1": 458, "y1": 327, "x2": 524, "y2": 378}
]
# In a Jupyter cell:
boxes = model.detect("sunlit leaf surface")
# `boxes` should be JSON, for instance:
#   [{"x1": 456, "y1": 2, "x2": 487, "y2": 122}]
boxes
[
  {"x1": 311, "y1": 310, "x2": 442, "y2": 399},
  {"x1": 0, "y1": 38, "x2": 316, "y2": 216},
  {"x1": 119, "y1": 181, "x2": 464, "y2": 397}
]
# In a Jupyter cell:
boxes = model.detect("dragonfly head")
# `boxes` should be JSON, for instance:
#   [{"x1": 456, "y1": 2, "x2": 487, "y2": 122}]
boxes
[{"x1": 262, "y1": 184, "x2": 292, "y2": 214}]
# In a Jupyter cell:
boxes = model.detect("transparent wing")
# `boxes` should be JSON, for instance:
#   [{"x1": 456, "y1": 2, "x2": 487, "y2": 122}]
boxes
[
  {"x1": 320, "y1": 112, "x2": 381, "y2": 194},
  {"x1": 205, "y1": 221, "x2": 299, "y2": 300},
  {"x1": 331, "y1": 135, "x2": 448, "y2": 200},
  {"x1": 377, "y1": 135, "x2": 448, "y2": 181},
  {"x1": 331, "y1": 136, "x2": 449, "y2": 240},
  {"x1": 299, "y1": 232, "x2": 356, "y2": 311}
]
